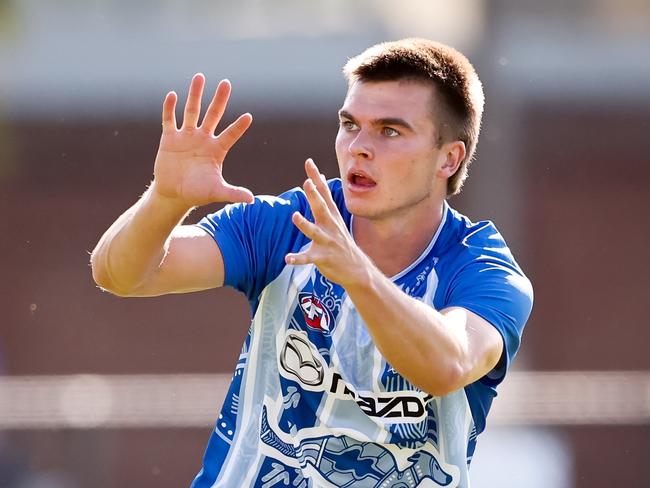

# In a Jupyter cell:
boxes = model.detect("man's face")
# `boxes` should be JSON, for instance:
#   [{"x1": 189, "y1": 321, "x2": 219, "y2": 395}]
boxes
[{"x1": 335, "y1": 80, "x2": 447, "y2": 222}]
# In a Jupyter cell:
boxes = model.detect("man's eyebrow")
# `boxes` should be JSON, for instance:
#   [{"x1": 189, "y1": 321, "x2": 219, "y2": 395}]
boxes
[
  {"x1": 338, "y1": 110, "x2": 356, "y2": 121},
  {"x1": 338, "y1": 110, "x2": 413, "y2": 131},
  {"x1": 374, "y1": 117, "x2": 414, "y2": 131}
]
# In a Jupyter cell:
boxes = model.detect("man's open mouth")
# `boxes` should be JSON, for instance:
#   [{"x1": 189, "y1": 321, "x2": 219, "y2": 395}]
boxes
[{"x1": 348, "y1": 171, "x2": 376, "y2": 187}]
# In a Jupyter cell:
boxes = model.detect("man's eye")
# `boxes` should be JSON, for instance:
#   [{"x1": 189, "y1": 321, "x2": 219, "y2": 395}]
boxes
[
  {"x1": 382, "y1": 127, "x2": 400, "y2": 137},
  {"x1": 340, "y1": 120, "x2": 358, "y2": 131}
]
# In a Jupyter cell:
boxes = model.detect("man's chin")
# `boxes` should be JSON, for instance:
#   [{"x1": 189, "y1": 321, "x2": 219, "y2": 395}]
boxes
[
  {"x1": 342, "y1": 191, "x2": 366, "y2": 213},
  {"x1": 344, "y1": 200, "x2": 381, "y2": 220}
]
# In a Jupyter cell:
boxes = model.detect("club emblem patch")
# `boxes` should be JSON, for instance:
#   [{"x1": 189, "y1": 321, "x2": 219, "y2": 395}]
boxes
[{"x1": 298, "y1": 292, "x2": 335, "y2": 334}]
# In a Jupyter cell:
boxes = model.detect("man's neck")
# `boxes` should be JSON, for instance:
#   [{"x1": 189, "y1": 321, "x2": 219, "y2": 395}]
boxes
[{"x1": 352, "y1": 200, "x2": 445, "y2": 278}]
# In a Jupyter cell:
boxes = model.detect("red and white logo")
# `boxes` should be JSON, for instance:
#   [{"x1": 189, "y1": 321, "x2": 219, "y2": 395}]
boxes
[{"x1": 298, "y1": 293, "x2": 335, "y2": 334}]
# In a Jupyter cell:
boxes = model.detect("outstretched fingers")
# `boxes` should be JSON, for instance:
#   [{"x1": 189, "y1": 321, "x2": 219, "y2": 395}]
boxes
[
  {"x1": 182, "y1": 73, "x2": 205, "y2": 129},
  {"x1": 303, "y1": 178, "x2": 330, "y2": 223},
  {"x1": 201, "y1": 79, "x2": 232, "y2": 135},
  {"x1": 304, "y1": 159, "x2": 338, "y2": 215},
  {"x1": 292, "y1": 211, "x2": 328, "y2": 244},
  {"x1": 285, "y1": 213, "x2": 325, "y2": 266},
  {"x1": 161, "y1": 91, "x2": 178, "y2": 133},
  {"x1": 215, "y1": 113, "x2": 253, "y2": 153}
]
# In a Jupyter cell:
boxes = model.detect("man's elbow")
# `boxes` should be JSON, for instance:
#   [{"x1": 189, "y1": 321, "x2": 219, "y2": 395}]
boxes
[
  {"x1": 421, "y1": 362, "x2": 467, "y2": 397},
  {"x1": 424, "y1": 349, "x2": 502, "y2": 397},
  {"x1": 90, "y1": 253, "x2": 134, "y2": 297}
]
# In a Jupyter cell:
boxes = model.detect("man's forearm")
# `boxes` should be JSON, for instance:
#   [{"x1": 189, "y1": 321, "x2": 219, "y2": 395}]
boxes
[
  {"x1": 344, "y1": 265, "x2": 469, "y2": 396},
  {"x1": 90, "y1": 186, "x2": 193, "y2": 295}
]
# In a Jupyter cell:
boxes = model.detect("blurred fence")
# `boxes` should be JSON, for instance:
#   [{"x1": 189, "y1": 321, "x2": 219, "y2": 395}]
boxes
[{"x1": 1, "y1": 371, "x2": 648, "y2": 429}]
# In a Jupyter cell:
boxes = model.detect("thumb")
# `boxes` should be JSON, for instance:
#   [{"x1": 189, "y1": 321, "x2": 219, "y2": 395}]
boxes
[{"x1": 220, "y1": 182, "x2": 255, "y2": 204}]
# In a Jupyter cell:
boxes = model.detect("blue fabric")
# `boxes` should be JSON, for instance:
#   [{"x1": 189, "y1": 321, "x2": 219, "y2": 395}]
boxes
[
  {"x1": 193, "y1": 179, "x2": 533, "y2": 486},
  {"x1": 197, "y1": 189, "x2": 311, "y2": 311},
  {"x1": 431, "y1": 209, "x2": 534, "y2": 436}
]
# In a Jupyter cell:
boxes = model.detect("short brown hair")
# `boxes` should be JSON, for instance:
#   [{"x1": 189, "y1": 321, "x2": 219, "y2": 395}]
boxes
[{"x1": 343, "y1": 38, "x2": 484, "y2": 196}]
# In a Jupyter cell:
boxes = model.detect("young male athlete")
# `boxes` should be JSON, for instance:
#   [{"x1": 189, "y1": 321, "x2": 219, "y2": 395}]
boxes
[{"x1": 91, "y1": 39, "x2": 533, "y2": 487}]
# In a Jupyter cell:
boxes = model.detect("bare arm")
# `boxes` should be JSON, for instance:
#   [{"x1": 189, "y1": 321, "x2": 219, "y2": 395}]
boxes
[
  {"x1": 91, "y1": 74, "x2": 253, "y2": 297},
  {"x1": 342, "y1": 275, "x2": 502, "y2": 396},
  {"x1": 285, "y1": 160, "x2": 503, "y2": 397}
]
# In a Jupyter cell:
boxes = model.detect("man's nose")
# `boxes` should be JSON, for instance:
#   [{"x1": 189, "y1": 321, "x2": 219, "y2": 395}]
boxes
[{"x1": 348, "y1": 131, "x2": 374, "y2": 160}]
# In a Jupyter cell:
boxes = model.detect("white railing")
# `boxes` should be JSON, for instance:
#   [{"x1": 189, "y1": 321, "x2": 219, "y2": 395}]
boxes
[{"x1": 0, "y1": 371, "x2": 648, "y2": 429}]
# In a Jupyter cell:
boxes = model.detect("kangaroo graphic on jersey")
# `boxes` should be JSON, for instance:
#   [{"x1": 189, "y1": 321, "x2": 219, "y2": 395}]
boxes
[{"x1": 260, "y1": 406, "x2": 453, "y2": 487}]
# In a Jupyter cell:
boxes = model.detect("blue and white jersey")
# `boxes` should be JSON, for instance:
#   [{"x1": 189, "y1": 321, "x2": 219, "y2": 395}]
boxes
[{"x1": 192, "y1": 179, "x2": 533, "y2": 488}]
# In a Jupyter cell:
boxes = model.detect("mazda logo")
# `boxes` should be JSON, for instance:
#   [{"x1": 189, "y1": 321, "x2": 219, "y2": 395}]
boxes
[{"x1": 279, "y1": 333, "x2": 325, "y2": 387}]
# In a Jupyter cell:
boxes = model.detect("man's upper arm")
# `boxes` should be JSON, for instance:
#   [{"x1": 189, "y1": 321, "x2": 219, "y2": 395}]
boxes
[
  {"x1": 196, "y1": 193, "x2": 310, "y2": 301},
  {"x1": 132, "y1": 225, "x2": 225, "y2": 297},
  {"x1": 444, "y1": 260, "x2": 534, "y2": 387},
  {"x1": 440, "y1": 306, "x2": 505, "y2": 389},
  {"x1": 132, "y1": 188, "x2": 310, "y2": 298}
]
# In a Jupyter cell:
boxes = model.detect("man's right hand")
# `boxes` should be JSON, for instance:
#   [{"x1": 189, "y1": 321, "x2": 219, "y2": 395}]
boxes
[
  {"x1": 152, "y1": 73, "x2": 254, "y2": 209},
  {"x1": 91, "y1": 74, "x2": 252, "y2": 296}
]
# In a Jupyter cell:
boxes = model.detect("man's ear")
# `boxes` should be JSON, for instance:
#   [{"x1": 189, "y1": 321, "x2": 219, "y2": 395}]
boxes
[{"x1": 437, "y1": 141, "x2": 466, "y2": 178}]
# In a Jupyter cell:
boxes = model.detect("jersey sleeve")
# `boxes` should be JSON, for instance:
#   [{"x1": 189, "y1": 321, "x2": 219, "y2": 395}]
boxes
[
  {"x1": 195, "y1": 189, "x2": 309, "y2": 302},
  {"x1": 445, "y1": 247, "x2": 534, "y2": 386}
]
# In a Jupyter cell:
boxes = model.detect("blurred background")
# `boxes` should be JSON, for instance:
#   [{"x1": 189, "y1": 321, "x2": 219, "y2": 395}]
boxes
[{"x1": 1, "y1": 0, "x2": 649, "y2": 486}]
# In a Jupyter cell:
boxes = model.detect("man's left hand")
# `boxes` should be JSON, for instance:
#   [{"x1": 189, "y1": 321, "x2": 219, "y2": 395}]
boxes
[{"x1": 285, "y1": 159, "x2": 371, "y2": 287}]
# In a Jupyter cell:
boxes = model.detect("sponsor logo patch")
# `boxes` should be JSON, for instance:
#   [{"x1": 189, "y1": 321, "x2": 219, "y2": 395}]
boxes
[
  {"x1": 279, "y1": 332, "x2": 325, "y2": 387},
  {"x1": 278, "y1": 331, "x2": 432, "y2": 423}
]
